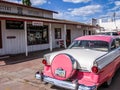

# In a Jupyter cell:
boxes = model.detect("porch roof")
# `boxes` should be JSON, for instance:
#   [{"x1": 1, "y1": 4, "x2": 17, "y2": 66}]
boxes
[{"x1": 0, "y1": 13, "x2": 96, "y2": 28}]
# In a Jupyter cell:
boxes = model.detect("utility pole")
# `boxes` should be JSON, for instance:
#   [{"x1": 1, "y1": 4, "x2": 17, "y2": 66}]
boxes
[{"x1": 113, "y1": 12, "x2": 118, "y2": 31}]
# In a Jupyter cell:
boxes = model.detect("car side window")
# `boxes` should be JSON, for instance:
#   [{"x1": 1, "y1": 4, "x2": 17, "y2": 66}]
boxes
[
  {"x1": 115, "y1": 38, "x2": 120, "y2": 48},
  {"x1": 111, "y1": 40, "x2": 116, "y2": 50}
]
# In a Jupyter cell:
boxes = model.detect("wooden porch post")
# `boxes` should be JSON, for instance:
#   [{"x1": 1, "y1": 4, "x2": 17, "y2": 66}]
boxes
[
  {"x1": 64, "y1": 24, "x2": 67, "y2": 48},
  {"x1": 24, "y1": 21, "x2": 28, "y2": 56},
  {"x1": 49, "y1": 23, "x2": 52, "y2": 51}
]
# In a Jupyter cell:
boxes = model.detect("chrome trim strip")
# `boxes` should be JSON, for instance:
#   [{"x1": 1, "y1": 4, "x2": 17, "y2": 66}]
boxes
[
  {"x1": 35, "y1": 73, "x2": 77, "y2": 89},
  {"x1": 44, "y1": 76, "x2": 77, "y2": 89},
  {"x1": 35, "y1": 73, "x2": 97, "y2": 90}
]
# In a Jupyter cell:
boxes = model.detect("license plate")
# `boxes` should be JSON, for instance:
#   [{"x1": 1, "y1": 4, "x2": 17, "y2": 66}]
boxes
[{"x1": 55, "y1": 69, "x2": 66, "y2": 77}]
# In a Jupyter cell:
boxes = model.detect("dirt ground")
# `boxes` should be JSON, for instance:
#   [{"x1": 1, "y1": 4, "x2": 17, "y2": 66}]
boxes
[{"x1": 0, "y1": 48, "x2": 120, "y2": 90}]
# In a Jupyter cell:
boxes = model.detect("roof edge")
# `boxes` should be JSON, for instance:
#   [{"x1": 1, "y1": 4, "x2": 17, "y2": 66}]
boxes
[{"x1": 0, "y1": 0, "x2": 58, "y2": 14}]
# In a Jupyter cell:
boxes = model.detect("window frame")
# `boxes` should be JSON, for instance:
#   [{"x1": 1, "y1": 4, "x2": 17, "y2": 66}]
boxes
[
  {"x1": 27, "y1": 24, "x2": 49, "y2": 45},
  {"x1": 115, "y1": 38, "x2": 120, "y2": 48},
  {"x1": 54, "y1": 28, "x2": 61, "y2": 39}
]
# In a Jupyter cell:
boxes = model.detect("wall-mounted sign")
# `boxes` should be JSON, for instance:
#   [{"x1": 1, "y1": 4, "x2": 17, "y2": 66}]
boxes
[
  {"x1": 32, "y1": 21, "x2": 43, "y2": 26},
  {"x1": 0, "y1": 5, "x2": 11, "y2": 12},
  {"x1": 7, "y1": 36, "x2": 16, "y2": 39},
  {"x1": 6, "y1": 20, "x2": 24, "y2": 30},
  {"x1": 77, "y1": 25, "x2": 81, "y2": 29}
]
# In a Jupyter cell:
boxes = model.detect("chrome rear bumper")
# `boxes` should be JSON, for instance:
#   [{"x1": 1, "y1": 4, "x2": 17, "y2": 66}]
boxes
[{"x1": 35, "y1": 72, "x2": 97, "y2": 90}]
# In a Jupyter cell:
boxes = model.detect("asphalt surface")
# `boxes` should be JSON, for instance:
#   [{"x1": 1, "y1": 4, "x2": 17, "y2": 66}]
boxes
[{"x1": 0, "y1": 48, "x2": 120, "y2": 90}]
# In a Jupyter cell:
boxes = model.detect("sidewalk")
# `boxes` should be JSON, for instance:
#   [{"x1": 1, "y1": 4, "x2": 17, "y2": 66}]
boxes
[
  {"x1": 0, "y1": 48, "x2": 65, "y2": 90},
  {"x1": 0, "y1": 48, "x2": 64, "y2": 66}
]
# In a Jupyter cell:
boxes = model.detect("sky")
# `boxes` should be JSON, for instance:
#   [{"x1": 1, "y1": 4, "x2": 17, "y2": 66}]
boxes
[{"x1": 4, "y1": 0, "x2": 120, "y2": 23}]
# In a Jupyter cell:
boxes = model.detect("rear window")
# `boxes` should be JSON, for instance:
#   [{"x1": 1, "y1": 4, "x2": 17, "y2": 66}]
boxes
[{"x1": 68, "y1": 40, "x2": 109, "y2": 52}]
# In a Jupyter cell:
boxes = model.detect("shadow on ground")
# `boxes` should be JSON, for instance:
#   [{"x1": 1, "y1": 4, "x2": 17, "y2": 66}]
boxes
[{"x1": 0, "y1": 48, "x2": 64, "y2": 65}]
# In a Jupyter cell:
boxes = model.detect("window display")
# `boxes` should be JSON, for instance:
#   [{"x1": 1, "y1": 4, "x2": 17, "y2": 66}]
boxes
[{"x1": 27, "y1": 25, "x2": 49, "y2": 45}]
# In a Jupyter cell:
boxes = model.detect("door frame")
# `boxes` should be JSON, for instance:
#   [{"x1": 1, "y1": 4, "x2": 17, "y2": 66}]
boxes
[
  {"x1": 0, "y1": 21, "x2": 2, "y2": 48},
  {"x1": 66, "y1": 29, "x2": 71, "y2": 47}
]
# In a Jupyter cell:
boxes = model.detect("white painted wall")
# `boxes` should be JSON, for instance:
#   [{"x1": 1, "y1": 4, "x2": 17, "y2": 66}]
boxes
[
  {"x1": 0, "y1": 20, "x2": 26, "y2": 55},
  {"x1": 51, "y1": 23, "x2": 64, "y2": 48},
  {"x1": 69, "y1": 25, "x2": 83, "y2": 42},
  {"x1": 51, "y1": 24, "x2": 84, "y2": 48},
  {"x1": 43, "y1": 11, "x2": 53, "y2": 18},
  {"x1": 0, "y1": 20, "x2": 94, "y2": 55},
  {"x1": 0, "y1": 2, "x2": 53, "y2": 18},
  {"x1": 0, "y1": 20, "x2": 50, "y2": 55}
]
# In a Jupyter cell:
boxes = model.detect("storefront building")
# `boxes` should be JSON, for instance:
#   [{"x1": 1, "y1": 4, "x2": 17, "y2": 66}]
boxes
[{"x1": 0, "y1": 1, "x2": 96, "y2": 56}]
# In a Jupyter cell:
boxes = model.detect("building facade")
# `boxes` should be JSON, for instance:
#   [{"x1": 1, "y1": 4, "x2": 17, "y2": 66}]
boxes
[{"x1": 0, "y1": 1, "x2": 96, "y2": 56}]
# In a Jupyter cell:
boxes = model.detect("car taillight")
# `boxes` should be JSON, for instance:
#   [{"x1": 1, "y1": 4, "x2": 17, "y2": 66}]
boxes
[
  {"x1": 42, "y1": 59, "x2": 47, "y2": 65},
  {"x1": 91, "y1": 66, "x2": 98, "y2": 73}
]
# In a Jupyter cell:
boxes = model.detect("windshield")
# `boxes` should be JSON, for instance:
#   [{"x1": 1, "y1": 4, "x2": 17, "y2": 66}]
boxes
[
  {"x1": 97, "y1": 32, "x2": 119, "y2": 36},
  {"x1": 68, "y1": 40, "x2": 109, "y2": 52}
]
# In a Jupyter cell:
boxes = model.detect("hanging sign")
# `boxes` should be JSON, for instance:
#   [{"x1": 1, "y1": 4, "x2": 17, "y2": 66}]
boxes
[
  {"x1": 32, "y1": 21, "x2": 43, "y2": 26},
  {"x1": 77, "y1": 25, "x2": 81, "y2": 28}
]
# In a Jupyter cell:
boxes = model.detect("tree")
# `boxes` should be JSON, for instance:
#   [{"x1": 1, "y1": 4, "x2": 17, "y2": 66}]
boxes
[{"x1": 22, "y1": 0, "x2": 31, "y2": 6}]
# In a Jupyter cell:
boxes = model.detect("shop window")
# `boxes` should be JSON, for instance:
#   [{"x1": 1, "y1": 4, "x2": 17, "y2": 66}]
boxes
[
  {"x1": 27, "y1": 24, "x2": 49, "y2": 45},
  {"x1": 55, "y1": 28, "x2": 61, "y2": 39},
  {"x1": 6, "y1": 20, "x2": 24, "y2": 30}
]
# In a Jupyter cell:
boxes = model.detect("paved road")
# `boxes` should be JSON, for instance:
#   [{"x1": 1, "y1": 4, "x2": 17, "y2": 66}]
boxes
[{"x1": 0, "y1": 52, "x2": 120, "y2": 90}]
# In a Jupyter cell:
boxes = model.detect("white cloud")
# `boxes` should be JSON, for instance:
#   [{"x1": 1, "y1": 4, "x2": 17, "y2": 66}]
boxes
[
  {"x1": 4, "y1": 0, "x2": 22, "y2": 4},
  {"x1": 53, "y1": 10, "x2": 92, "y2": 23},
  {"x1": 63, "y1": 0, "x2": 91, "y2": 3},
  {"x1": 109, "y1": 1, "x2": 120, "y2": 11},
  {"x1": 69, "y1": 5, "x2": 102, "y2": 16},
  {"x1": 54, "y1": 11, "x2": 70, "y2": 19},
  {"x1": 54, "y1": 5, "x2": 102, "y2": 22},
  {"x1": 54, "y1": 12, "x2": 64, "y2": 19},
  {"x1": 31, "y1": 0, "x2": 48, "y2": 6},
  {"x1": 4, "y1": 0, "x2": 48, "y2": 6},
  {"x1": 100, "y1": 11, "x2": 120, "y2": 19},
  {"x1": 115, "y1": 1, "x2": 120, "y2": 6}
]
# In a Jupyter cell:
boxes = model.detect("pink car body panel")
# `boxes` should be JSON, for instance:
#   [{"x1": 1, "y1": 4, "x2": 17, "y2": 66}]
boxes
[
  {"x1": 75, "y1": 35, "x2": 113, "y2": 43},
  {"x1": 36, "y1": 35, "x2": 120, "y2": 90},
  {"x1": 43, "y1": 55, "x2": 120, "y2": 86}
]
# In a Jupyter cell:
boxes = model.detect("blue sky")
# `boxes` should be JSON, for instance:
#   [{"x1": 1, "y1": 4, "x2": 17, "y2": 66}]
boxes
[{"x1": 5, "y1": 0, "x2": 120, "y2": 23}]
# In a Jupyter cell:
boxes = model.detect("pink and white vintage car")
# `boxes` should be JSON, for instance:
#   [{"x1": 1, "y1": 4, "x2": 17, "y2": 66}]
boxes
[{"x1": 35, "y1": 35, "x2": 120, "y2": 90}]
